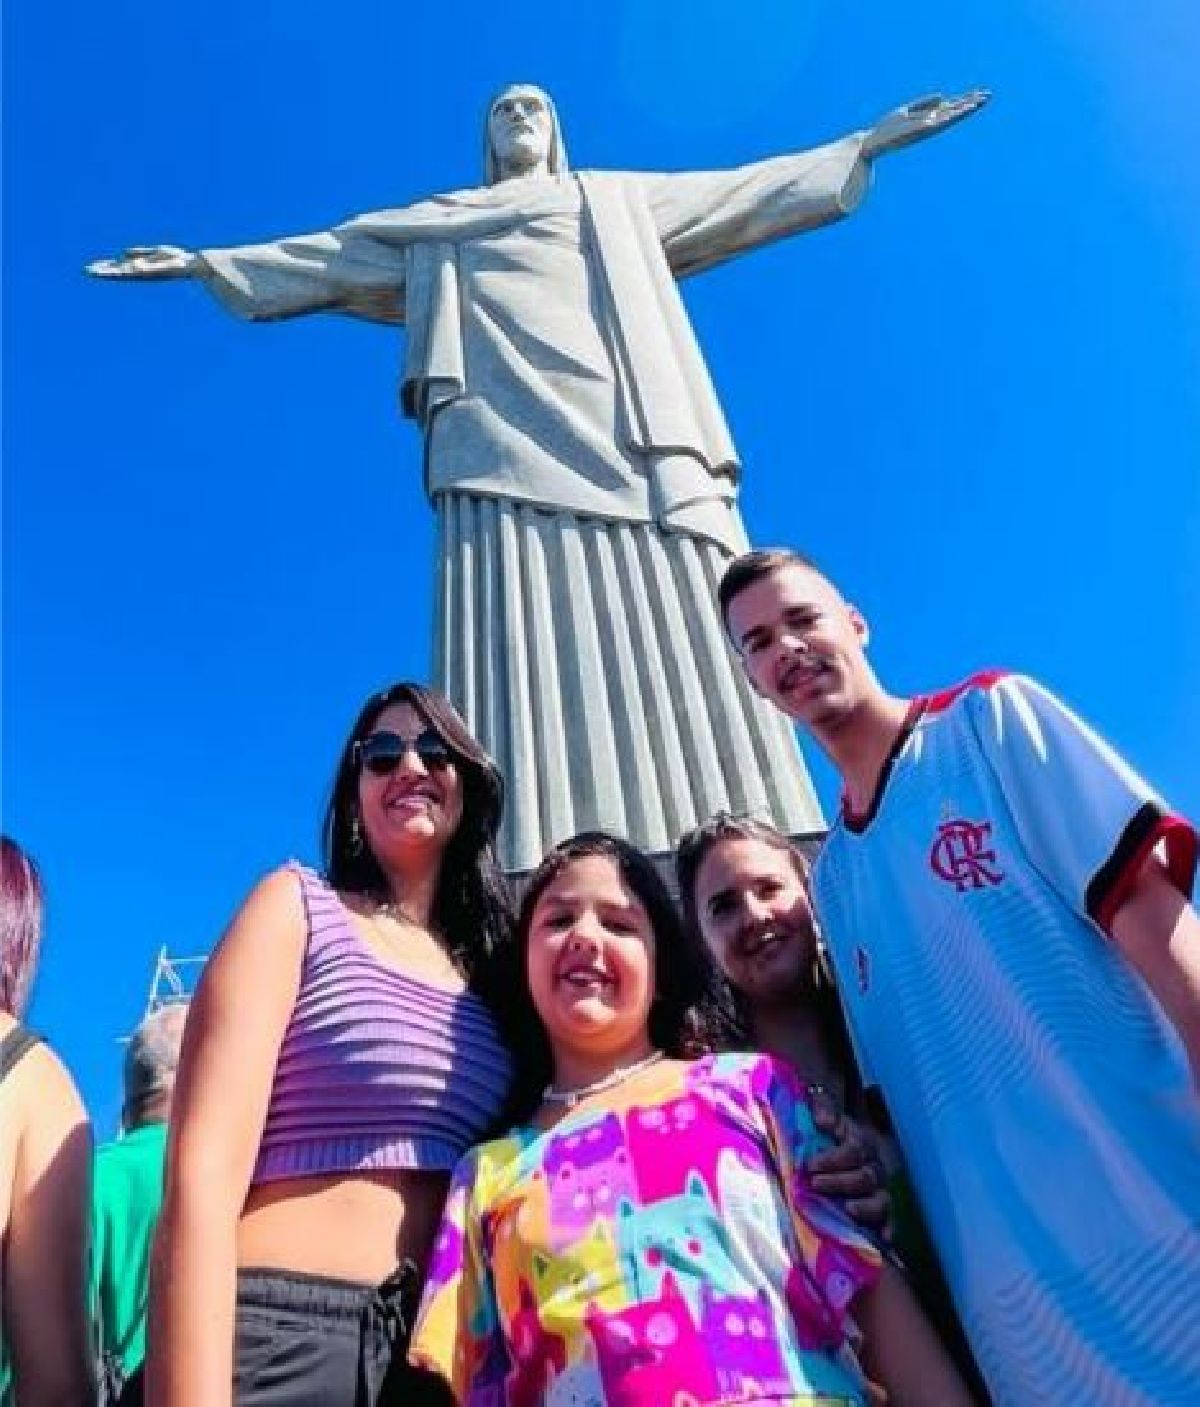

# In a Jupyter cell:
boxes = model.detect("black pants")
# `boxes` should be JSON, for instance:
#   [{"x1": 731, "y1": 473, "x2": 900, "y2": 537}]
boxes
[{"x1": 232, "y1": 1265, "x2": 452, "y2": 1406}]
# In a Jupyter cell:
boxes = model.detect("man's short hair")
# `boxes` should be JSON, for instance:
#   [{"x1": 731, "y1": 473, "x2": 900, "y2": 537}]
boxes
[
  {"x1": 123, "y1": 1002, "x2": 188, "y2": 1125},
  {"x1": 717, "y1": 547, "x2": 824, "y2": 634}
]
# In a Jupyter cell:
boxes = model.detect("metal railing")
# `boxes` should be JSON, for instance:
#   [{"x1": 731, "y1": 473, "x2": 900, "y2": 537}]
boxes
[{"x1": 143, "y1": 945, "x2": 206, "y2": 1018}]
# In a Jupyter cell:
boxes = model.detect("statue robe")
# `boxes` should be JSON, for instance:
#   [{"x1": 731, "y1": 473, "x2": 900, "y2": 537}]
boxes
[{"x1": 198, "y1": 137, "x2": 869, "y2": 868}]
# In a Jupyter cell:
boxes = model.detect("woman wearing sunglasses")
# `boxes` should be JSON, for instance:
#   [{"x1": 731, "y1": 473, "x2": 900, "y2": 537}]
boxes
[{"x1": 146, "y1": 683, "x2": 515, "y2": 1407}]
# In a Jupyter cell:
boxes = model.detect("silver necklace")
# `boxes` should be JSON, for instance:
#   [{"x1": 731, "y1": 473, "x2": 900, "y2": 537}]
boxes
[
  {"x1": 542, "y1": 1050, "x2": 664, "y2": 1109},
  {"x1": 372, "y1": 897, "x2": 422, "y2": 928}
]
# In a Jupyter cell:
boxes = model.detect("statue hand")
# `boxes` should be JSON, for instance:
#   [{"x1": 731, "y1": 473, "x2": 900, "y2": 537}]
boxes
[
  {"x1": 862, "y1": 89, "x2": 990, "y2": 160},
  {"x1": 85, "y1": 245, "x2": 199, "y2": 280}
]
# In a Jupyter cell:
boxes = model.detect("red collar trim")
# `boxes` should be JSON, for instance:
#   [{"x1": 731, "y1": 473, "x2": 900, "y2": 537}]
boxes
[{"x1": 922, "y1": 669, "x2": 1010, "y2": 717}]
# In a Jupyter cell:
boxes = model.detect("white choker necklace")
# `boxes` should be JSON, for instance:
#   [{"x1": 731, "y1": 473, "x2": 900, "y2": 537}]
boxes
[{"x1": 543, "y1": 1051, "x2": 664, "y2": 1109}]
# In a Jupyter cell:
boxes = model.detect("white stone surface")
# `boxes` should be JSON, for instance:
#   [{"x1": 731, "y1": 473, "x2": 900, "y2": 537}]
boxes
[{"x1": 88, "y1": 85, "x2": 987, "y2": 869}]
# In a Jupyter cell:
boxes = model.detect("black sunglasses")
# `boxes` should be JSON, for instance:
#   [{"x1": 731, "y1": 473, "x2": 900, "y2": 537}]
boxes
[{"x1": 353, "y1": 729, "x2": 454, "y2": 777}]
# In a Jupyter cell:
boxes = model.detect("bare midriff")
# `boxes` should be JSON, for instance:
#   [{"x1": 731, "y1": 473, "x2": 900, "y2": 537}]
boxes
[{"x1": 237, "y1": 1168, "x2": 451, "y2": 1284}]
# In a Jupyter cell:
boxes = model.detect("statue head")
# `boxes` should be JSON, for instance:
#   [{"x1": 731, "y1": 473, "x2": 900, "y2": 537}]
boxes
[{"x1": 484, "y1": 83, "x2": 569, "y2": 184}]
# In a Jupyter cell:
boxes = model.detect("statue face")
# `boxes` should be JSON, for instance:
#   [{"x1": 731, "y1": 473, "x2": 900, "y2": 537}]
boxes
[{"x1": 488, "y1": 86, "x2": 554, "y2": 177}]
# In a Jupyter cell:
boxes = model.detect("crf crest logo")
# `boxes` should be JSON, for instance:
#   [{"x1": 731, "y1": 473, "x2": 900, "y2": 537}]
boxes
[{"x1": 930, "y1": 818, "x2": 1004, "y2": 892}]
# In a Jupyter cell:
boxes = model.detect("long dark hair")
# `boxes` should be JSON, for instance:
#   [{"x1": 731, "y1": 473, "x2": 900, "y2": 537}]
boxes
[
  {"x1": 505, "y1": 832, "x2": 735, "y2": 1117},
  {"x1": 321, "y1": 682, "x2": 513, "y2": 991},
  {"x1": 0, "y1": 837, "x2": 43, "y2": 1018},
  {"x1": 675, "y1": 813, "x2": 863, "y2": 1107}
]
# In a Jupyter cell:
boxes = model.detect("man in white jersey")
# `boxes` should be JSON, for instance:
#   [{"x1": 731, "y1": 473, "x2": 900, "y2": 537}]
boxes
[{"x1": 718, "y1": 547, "x2": 1200, "y2": 1405}]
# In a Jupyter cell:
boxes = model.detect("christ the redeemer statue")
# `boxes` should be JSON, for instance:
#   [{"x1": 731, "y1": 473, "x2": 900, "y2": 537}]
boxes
[{"x1": 90, "y1": 84, "x2": 986, "y2": 872}]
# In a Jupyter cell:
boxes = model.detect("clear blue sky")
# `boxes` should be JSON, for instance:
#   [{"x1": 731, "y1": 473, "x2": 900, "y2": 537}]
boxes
[{"x1": 5, "y1": 0, "x2": 1199, "y2": 1136}]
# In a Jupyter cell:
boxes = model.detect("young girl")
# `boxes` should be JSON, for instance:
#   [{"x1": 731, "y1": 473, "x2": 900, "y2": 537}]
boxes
[{"x1": 410, "y1": 832, "x2": 973, "y2": 1405}]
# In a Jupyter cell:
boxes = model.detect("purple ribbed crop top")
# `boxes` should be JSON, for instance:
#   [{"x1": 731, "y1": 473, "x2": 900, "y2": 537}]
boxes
[{"x1": 251, "y1": 864, "x2": 513, "y2": 1185}]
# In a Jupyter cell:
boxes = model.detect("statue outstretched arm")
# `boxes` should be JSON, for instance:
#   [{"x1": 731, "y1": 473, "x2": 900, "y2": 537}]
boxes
[
  {"x1": 87, "y1": 227, "x2": 408, "y2": 326},
  {"x1": 643, "y1": 88, "x2": 988, "y2": 279},
  {"x1": 87, "y1": 245, "x2": 200, "y2": 279},
  {"x1": 861, "y1": 89, "x2": 989, "y2": 160},
  {"x1": 641, "y1": 137, "x2": 872, "y2": 280}
]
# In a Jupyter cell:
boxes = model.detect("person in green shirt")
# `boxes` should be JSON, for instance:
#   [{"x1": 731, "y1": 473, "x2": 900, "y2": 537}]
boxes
[{"x1": 92, "y1": 1001, "x2": 187, "y2": 1403}]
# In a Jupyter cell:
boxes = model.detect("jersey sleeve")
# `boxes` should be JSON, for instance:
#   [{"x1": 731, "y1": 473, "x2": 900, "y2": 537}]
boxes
[
  {"x1": 752, "y1": 1056, "x2": 883, "y2": 1346},
  {"x1": 408, "y1": 1148, "x2": 507, "y2": 1403},
  {"x1": 970, "y1": 674, "x2": 1197, "y2": 933}
]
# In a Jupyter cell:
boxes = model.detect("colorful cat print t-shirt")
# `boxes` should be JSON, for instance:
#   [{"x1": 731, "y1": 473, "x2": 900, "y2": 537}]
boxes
[{"x1": 409, "y1": 1051, "x2": 883, "y2": 1406}]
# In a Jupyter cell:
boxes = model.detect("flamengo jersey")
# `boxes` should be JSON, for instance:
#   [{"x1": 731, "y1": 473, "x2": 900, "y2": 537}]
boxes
[{"x1": 812, "y1": 672, "x2": 1200, "y2": 1406}]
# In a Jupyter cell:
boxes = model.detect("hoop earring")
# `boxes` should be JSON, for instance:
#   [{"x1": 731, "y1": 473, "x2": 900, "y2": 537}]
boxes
[
  {"x1": 349, "y1": 812, "x2": 364, "y2": 857},
  {"x1": 814, "y1": 937, "x2": 835, "y2": 990}
]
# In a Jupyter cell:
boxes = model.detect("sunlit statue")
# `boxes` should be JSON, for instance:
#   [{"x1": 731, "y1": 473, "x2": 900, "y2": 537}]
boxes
[{"x1": 90, "y1": 83, "x2": 987, "y2": 870}]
